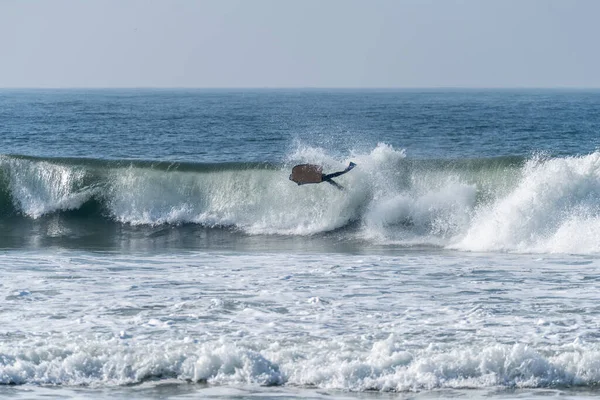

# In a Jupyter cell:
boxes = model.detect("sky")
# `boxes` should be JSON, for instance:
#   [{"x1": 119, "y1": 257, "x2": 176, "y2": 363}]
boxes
[{"x1": 1, "y1": 0, "x2": 599, "y2": 88}]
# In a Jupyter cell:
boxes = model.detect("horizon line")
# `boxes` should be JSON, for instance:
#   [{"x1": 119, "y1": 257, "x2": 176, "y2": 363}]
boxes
[{"x1": 1, "y1": 86, "x2": 600, "y2": 90}]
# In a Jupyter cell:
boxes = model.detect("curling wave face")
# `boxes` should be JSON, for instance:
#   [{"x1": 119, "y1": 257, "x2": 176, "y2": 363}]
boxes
[{"x1": 2, "y1": 144, "x2": 600, "y2": 254}]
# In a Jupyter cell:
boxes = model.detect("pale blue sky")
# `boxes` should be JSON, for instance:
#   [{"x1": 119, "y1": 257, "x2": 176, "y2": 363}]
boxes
[{"x1": 1, "y1": 0, "x2": 599, "y2": 88}]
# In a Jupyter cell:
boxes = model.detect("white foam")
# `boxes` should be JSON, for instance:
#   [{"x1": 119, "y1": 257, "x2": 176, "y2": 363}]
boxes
[
  {"x1": 3, "y1": 338, "x2": 600, "y2": 391},
  {"x1": 454, "y1": 152, "x2": 600, "y2": 254},
  {"x1": 362, "y1": 179, "x2": 476, "y2": 244},
  {"x1": 104, "y1": 143, "x2": 408, "y2": 235},
  {"x1": 1, "y1": 157, "x2": 95, "y2": 218},
  {"x1": 2, "y1": 249, "x2": 600, "y2": 392},
  {"x1": 6, "y1": 149, "x2": 600, "y2": 255},
  {"x1": 105, "y1": 164, "x2": 358, "y2": 234}
]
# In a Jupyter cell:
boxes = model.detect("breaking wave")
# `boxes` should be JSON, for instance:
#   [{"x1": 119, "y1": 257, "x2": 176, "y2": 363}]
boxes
[
  {"x1": 2, "y1": 337, "x2": 600, "y2": 390},
  {"x1": 2, "y1": 144, "x2": 600, "y2": 254}
]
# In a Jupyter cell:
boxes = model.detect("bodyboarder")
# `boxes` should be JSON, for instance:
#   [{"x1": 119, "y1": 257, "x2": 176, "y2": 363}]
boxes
[{"x1": 289, "y1": 162, "x2": 356, "y2": 190}]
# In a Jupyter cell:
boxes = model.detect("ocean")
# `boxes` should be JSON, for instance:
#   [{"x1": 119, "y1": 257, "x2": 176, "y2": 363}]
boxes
[{"x1": 1, "y1": 89, "x2": 600, "y2": 399}]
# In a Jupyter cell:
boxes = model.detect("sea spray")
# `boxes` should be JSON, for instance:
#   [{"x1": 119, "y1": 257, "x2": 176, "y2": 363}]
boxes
[
  {"x1": 2, "y1": 336, "x2": 600, "y2": 390},
  {"x1": 4, "y1": 147, "x2": 600, "y2": 254},
  {"x1": 454, "y1": 152, "x2": 600, "y2": 253},
  {"x1": 0, "y1": 156, "x2": 98, "y2": 218}
]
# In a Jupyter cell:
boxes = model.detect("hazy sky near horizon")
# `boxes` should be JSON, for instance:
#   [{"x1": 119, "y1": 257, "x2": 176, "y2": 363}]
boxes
[{"x1": 1, "y1": 0, "x2": 599, "y2": 88}]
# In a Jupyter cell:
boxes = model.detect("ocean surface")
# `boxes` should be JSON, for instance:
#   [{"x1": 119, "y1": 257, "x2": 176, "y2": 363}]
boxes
[{"x1": 2, "y1": 89, "x2": 600, "y2": 399}]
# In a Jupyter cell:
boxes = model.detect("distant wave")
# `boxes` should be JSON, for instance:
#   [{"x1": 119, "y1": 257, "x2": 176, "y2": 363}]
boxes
[{"x1": 3, "y1": 144, "x2": 600, "y2": 254}]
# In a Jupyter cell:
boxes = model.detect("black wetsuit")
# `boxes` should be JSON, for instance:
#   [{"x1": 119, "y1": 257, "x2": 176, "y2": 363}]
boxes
[{"x1": 321, "y1": 162, "x2": 356, "y2": 189}]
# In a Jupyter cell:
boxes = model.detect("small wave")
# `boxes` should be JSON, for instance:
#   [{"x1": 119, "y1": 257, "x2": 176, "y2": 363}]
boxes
[{"x1": 1, "y1": 337, "x2": 600, "y2": 390}]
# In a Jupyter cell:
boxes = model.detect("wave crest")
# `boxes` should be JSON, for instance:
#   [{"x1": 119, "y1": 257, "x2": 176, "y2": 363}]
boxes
[{"x1": 3, "y1": 147, "x2": 600, "y2": 254}]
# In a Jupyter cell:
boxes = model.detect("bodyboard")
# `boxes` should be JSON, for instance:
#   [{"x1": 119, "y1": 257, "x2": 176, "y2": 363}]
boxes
[{"x1": 289, "y1": 164, "x2": 323, "y2": 185}]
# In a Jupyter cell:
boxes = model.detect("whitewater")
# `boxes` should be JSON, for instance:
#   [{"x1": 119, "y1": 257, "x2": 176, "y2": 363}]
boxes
[
  {"x1": 2, "y1": 89, "x2": 600, "y2": 399},
  {"x1": 2, "y1": 143, "x2": 600, "y2": 254},
  {"x1": 3, "y1": 249, "x2": 600, "y2": 398}
]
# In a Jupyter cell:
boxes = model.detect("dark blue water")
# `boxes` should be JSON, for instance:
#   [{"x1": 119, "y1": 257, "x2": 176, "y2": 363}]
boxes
[{"x1": 2, "y1": 89, "x2": 599, "y2": 162}]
